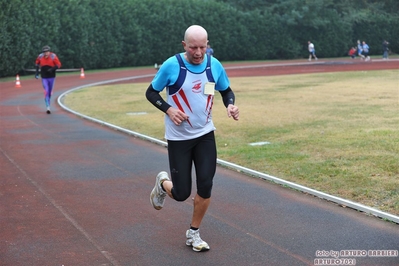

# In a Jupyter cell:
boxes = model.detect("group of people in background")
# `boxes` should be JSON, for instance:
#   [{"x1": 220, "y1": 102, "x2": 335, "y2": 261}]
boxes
[
  {"x1": 348, "y1": 39, "x2": 390, "y2": 60},
  {"x1": 308, "y1": 39, "x2": 391, "y2": 62}
]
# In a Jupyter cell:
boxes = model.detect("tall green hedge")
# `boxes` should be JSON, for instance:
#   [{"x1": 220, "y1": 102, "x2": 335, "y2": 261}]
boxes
[{"x1": 0, "y1": 0, "x2": 398, "y2": 77}]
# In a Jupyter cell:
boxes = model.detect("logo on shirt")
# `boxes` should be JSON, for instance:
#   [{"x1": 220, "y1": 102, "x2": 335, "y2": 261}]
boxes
[{"x1": 192, "y1": 82, "x2": 202, "y2": 93}]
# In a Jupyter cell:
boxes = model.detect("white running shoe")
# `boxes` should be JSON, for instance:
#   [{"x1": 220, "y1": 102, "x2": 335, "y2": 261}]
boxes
[
  {"x1": 186, "y1": 229, "x2": 210, "y2": 252},
  {"x1": 46, "y1": 107, "x2": 51, "y2": 114},
  {"x1": 150, "y1": 171, "x2": 169, "y2": 210}
]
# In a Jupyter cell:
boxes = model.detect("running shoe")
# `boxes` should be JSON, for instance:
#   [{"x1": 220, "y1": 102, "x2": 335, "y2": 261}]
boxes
[
  {"x1": 150, "y1": 171, "x2": 169, "y2": 210},
  {"x1": 186, "y1": 229, "x2": 210, "y2": 252}
]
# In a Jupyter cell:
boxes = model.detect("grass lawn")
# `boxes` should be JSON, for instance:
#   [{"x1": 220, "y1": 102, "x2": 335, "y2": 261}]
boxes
[{"x1": 63, "y1": 69, "x2": 399, "y2": 216}]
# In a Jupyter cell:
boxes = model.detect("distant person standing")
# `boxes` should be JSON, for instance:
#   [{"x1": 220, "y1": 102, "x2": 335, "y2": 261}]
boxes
[
  {"x1": 357, "y1": 40, "x2": 364, "y2": 60},
  {"x1": 382, "y1": 40, "x2": 389, "y2": 60},
  {"x1": 362, "y1": 41, "x2": 370, "y2": 61},
  {"x1": 308, "y1": 41, "x2": 318, "y2": 61},
  {"x1": 35, "y1": 45, "x2": 61, "y2": 114},
  {"x1": 206, "y1": 44, "x2": 214, "y2": 56}
]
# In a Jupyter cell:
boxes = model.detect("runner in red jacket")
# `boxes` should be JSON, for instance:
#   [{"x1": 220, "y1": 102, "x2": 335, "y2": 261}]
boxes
[{"x1": 35, "y1": 45, "x2": 61, "y2": 114}]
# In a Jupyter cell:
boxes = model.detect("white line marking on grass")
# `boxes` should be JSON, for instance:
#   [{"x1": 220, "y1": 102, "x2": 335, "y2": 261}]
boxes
[
  {"x1": 126, "y1": 112, "x2": 147, "y2": 115},
  {"x1": 249, "y1": 141, "x2": 271, "y2": 146}
]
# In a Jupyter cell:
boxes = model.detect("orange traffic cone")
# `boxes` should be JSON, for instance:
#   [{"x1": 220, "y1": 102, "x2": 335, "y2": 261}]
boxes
[
  {"x1": 15, "y1": 74, "x2": 21, "y2": 88},
  {"x1": 80, "y1": 68, "x2": 85, "y2": 79}
]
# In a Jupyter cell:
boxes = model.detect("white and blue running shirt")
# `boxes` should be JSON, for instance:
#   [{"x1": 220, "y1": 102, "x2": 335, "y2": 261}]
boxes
[{"x1": 151, "y1": 53, "x2": 230, "y2": 141}]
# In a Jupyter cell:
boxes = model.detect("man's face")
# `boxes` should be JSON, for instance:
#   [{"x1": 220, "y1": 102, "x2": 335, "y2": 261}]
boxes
[
  {"x1": 43, "y1": 51, "x2": 50, "y2": 58},
  {"x1": 182, "y1": 37, "x2": 207, "y2": 65}
]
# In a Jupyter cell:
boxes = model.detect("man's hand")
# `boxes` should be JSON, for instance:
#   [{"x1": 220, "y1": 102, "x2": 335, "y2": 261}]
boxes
[
  {"x1": 227, "y1": 104, "x2": 239, "y2": 121},
  {"x1": 166, "y1": 107, "x2": 189, "y2": 126}
]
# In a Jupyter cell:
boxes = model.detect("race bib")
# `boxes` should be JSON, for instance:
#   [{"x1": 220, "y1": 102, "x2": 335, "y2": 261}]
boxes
[{"x1": 204, "y1": 82, "x2": 215, "y2": 95}]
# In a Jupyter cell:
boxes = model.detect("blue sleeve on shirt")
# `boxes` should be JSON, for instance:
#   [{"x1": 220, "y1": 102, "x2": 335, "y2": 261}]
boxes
[
  {"x1": 210, "y1": 56, "x2": 230, "y2": 92},
  {"x1": 151, "y1": 53, "x2": 230, "y2": 92},
  {"x1": 151, "y1": 56, "x2": 180, "y2": 91}
]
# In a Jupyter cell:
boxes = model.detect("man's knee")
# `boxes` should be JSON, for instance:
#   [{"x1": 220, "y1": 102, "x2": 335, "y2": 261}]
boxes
[
  {"x1": 197, "y1": 181, "x2": 213, "y2": 199},
  {"x1": 172, "y1": 189, "x2": 191, "y2": 201}
]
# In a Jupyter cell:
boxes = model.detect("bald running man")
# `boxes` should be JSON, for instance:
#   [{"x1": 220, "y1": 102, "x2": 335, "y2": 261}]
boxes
[{"x1": 146, "y1": 25, "x2": 239, "y2": 252}]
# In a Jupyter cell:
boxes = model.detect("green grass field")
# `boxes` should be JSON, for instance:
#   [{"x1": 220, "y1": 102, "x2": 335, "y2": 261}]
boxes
[{"x1": 64, "y1": 69, "x2": 399, "y2": 216}]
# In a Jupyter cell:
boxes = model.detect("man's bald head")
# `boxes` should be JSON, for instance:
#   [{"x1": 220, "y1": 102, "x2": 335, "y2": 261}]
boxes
[{"x1": 184, "y1": 25, "x2": 208, "y2": 43}]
